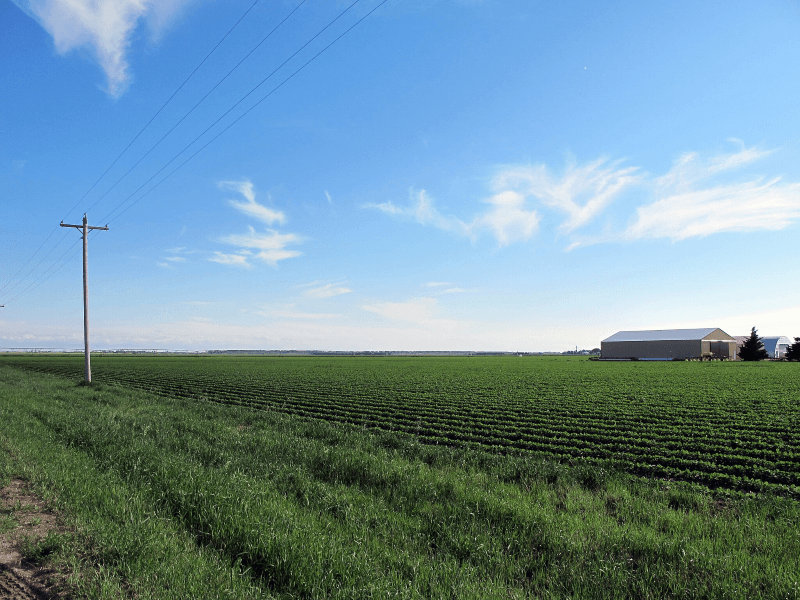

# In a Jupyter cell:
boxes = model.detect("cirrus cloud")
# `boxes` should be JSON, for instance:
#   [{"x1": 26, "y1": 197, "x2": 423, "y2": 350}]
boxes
[
  {"x1": 219, "y1": 227, "x2": 302, "y2": 267},
  {"x1": 367, "y1": 143, "x2": 800, "y2": 250},
  {"x1": 212, "y1": 179, "x2": 303, "y2": 268},
  {"x1": 495, "y1": 157, "x2": 642, "y2": 234},
  {"x1": 303, "y1": 283, "x2": 352, "y2": 299},
  {"x1": 10, "y1": 0, "x2": 196, "y2": 98},
  {"x1": 365, "y1": 189, "x2": 470, "y2": 237},
  {"x1": 209, "y1": 251, "x2": 251, "y2": 268},
  {"x1": 624, "y1": 146, "x2": 800, "y2": 242},
  {"x1": 219, "y1": 180, "x2": 287, "y2": 226}
]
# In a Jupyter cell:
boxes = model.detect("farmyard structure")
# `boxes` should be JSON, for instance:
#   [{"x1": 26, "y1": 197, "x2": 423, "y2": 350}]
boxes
[{"x1": 601, "y1": 328, "x2": 737, "y2": 360}]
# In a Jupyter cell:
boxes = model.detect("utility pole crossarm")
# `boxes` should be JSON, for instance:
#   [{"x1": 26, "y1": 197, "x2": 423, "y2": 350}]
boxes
[
  {"x1": 60, "y1": 221, "x2": 109, "y2": 231},
  {"x1": 59, "y1": 214, "x2": 108, "y2": 383}
]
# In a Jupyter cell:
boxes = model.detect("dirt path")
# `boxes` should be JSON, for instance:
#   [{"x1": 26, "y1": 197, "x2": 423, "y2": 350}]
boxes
[{"x1": 0, "y1": 479, "x2": 70, "y2": 600}]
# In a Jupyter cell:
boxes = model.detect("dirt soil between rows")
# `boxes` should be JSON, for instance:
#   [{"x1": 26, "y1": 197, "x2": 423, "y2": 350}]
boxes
[{"x1": 0, "y1": 479, "x2": 70, "y2": 600}]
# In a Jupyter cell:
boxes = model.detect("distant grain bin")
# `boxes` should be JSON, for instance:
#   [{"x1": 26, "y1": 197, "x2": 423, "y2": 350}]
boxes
[{"x1": 601, "y1": 328, "x2": 737, "y2": 360}]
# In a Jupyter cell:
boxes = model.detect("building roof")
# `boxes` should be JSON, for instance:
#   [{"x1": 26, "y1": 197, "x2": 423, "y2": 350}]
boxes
[
  {"x1": 734, "y1": 335, "x2": 790, "y2": 348},
  {"x1": 602, "y1": 328, "x2": 733, "y2": 343}
]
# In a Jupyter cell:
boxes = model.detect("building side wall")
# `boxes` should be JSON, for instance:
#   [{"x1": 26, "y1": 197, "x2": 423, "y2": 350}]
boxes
[{"x1": 601, "y1": 340, "x2": 704, "y2": 359}]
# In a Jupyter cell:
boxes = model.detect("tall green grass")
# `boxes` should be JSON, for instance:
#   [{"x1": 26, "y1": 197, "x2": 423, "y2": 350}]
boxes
[{"x1": 1, "y1": 364, "x2": 798, "y2": 599}]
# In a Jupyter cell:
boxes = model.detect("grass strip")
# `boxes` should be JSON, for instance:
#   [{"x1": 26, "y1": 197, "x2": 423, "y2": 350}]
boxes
[{"x1": 0, "y1": 366, "x2": 269, "y2": 600}]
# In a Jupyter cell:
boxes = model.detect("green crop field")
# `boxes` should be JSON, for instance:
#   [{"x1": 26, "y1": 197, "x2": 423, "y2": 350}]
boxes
[
  {"x1": 4, "y1": 354, "x2": 799, "y2": 496},
  {"x1": 1, "y1": 356, "x2": 799, "y2": 599}
]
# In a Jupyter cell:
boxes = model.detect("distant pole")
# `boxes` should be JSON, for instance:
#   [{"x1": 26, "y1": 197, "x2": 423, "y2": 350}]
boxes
[{"x1": 60, "y1": 214, "x2": 108, "y2": 383}]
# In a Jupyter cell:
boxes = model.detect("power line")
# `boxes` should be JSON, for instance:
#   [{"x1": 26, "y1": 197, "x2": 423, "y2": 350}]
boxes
[
  {"x1": 1, "y1": 0, "x2": 262, "y2": 304},
  {"x1": 103, "y1": 0, "x2": 377, "y2": 225},
  {"x1": 66, "y1": 0, "x2": 264, "y2": 222},
  {"x1": 3, "y1": 227, "x2": 108, "y2": 306},
  {"x1": 0, "y1": 228, "x2": 60, "y2": 296},
  {"x1": 0, "y1": 230, "x2": 72, "y2": 299},
  {"x1": 5, "y1": 0, "x2": 392, "y2": 305},
  {"x1": 84, "y1": 0, "x2": 309, "y2": 217},
  {"x1": 5, "y1": 237, "x2": 82, "y2": 305}
]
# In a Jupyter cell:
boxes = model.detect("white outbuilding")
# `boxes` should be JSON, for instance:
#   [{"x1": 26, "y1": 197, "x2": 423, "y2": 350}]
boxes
[
  {"x1": 761, "y1": 336, "x2": 791, "y2": 359},
  {"x1": 734, "y1": 335, "x2": 791, "y2": 358}
]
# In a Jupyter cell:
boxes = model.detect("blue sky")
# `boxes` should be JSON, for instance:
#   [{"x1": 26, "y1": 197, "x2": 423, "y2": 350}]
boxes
[{"x1": 1, "y1": 0, "x2": 799, "y2": 351}]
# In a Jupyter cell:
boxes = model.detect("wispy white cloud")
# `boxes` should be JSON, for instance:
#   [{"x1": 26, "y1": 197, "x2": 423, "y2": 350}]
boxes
[
  {"x1": 495, "y1": 158, "x2": 642, "y2": 234},
  {"x1": 368, "y1": 143, "x2": 800, "y2": 249},
  {"x1": 365, "y1": 189, "x2": 471, "y2": 236},
  {"x1": 10, "y1": 0, "x2": 194, "y2": 98},
  {"x1": 166, "y1": 246, "x2": 200, "y2": 255},
  {"x1": 652, "y1": 142, "x2": 772, "y2": 192},
  {"x1": 303, "y1": 283, "x2": 352, "y2": 299},
  {"x1": 362, "y1": 186, "x2": 542, "y2": 247},
  {"x1": 324, "y1": 190, "x2": 333, "y2": 204},
  {"x1": 624, "y1": 146, "x2": 800, "y2": 242},
  {"x1": 214, "y1": 179, "x2": 303, "y2": 267},
  {"x1": 157, "y1": 252, "x2": 187, "y2": 268},
  {"x1": 219, "y1": 180, "x2": 286, "y2": 226},
  {"x1": 218, "y1": 227, "x2": 302, "y2": 267},
  {"x1": 626, "y1": 177, "x2": 800, "y2": 241},
  {"x1": 421, "y1": 282, "x2": 463, "y2": 294},
  {"x1": 145, "y1": 0, "x2": 198, "y2": 41},
  {"x1": 220, "y1": 228, "x2": 299, "y2": 251},
  {"x1": 365, "y1": 188, "x2": 540, "y2": 246},
  {"x1": 297, "y1": 280, "x2": 327, "y2": 289},
  {"x1": 163, "y1": 246, "x2": 200, "y2": 261},
  {"x1": 209, "y1": 251, "x2": 251, "y2": 268},
  {"x1": 365, "y1": 160, "x2": 636, "y2": 246},
  {"x1": 469, "y1": 190, "x2": 540, "y2": 246}
]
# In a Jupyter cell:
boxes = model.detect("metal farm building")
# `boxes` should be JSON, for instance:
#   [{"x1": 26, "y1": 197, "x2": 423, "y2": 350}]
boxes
[
  {"x1": 601, "y1": 328, "x2": 737, "y2": 360},
  {"x1": 762, "y1": 336, "x2": 791, "y2": 359}
]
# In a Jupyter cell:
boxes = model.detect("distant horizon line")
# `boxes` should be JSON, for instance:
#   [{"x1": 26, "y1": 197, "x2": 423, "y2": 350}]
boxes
[{"x1": 1, "y1": 348, "x2": 599, "y2": 355}]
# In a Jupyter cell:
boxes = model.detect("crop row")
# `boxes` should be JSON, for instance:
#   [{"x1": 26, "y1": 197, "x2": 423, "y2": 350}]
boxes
[{"x1": 5, "y1": 354, "x2": 799, "y2": 496}]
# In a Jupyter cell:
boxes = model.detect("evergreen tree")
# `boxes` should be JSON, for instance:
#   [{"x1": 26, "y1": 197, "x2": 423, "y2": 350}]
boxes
[
  {"x1": 738, "y1": 327, "x2": 769, "y2": 361},
  {"x1": 785, "y1": 337, "x2": 800, "y2": 361}
]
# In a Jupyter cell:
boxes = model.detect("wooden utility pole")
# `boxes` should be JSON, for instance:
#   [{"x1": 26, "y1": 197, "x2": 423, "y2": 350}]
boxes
[{"x1": 60, "y1": 214, "x2": 108, "y2": 383}]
